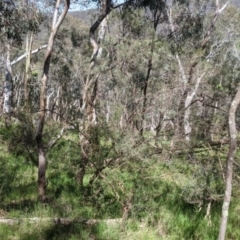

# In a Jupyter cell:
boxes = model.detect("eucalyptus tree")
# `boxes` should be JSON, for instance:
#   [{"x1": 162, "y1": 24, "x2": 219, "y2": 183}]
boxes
[
  {"x1": 74, "y1": 0, "x2": 112, "y2": 187},
  {"x1": 75, "y1": 0, "x2": 147, "y2": 187},
  {"x1": 0, "y1": 0, "x2": 42, "y2": 125},
  {"x1": 36, "y1": 0, "x2": 70, "y2": 202},
  {"x1": 213, "y1": 6, "x2": 240, "y2": 238},
  {"x1": 164, "y1": 0, "x2": 229, "y2": 142},
  {"x1": 0, "y1": 0, "x2": 23, "y2": 126},
  {"x1": 218, "y1": 86, "x2": 240, "y2": 239}
]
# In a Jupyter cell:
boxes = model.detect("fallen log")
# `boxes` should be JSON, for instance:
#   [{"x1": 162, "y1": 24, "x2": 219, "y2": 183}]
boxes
[{"x1": 0, "y1": 217, "x2": 123, "y2": 225}]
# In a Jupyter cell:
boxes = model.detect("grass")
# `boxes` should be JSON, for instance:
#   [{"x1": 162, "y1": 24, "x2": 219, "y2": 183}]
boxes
[{"x1": 0, "y1": 123, "x2": 240, "y2": 239}]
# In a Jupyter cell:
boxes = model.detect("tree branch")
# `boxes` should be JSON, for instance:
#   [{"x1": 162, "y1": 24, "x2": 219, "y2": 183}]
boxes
[{"x1": 10, "y1": 45, "x2": 48, "y2": 66}]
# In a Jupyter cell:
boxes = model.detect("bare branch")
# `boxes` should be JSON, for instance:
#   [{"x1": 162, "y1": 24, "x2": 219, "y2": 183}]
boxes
[
  {"x1": 11, "y1": 45, "x2": 48, "y2": 66},
  {"x1": 201, "y1": 1, "x2": 229, "y2": 48}
]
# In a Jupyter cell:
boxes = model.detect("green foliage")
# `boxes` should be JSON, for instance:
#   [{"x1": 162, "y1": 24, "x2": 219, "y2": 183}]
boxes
[
  {"x1": 175, "y1": 13, "x2": 204, "y2": 44},
  {"x1": 70, "y1": 26, "x2": 89, "y2": 50},
  {"x1": 0, "y1": 116, "x2": 37, "y2": 166},
  {"x1": 2, "y1": 1, "x2": 240, "y2": 239},
  {"x1": 120, "y1": 8, "x2": 146, "y2": 38},
  {"x1": 85, "y1": 124, "x2": 115, "y2": 169},
  {"x1": 0, "y1": 1, "x2": 41, "y2": 44},
  {"x1": 1, "y1": 121, "x2": 240, "y2": 239}
]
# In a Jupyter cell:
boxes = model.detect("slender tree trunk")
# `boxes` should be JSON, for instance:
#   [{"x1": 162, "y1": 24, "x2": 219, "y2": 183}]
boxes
[
  {"x1": 183, "y1": 72, "x2": 205, "y2": 141},
  {"x1": 218, "y1": 86, "x2": 240, "y2": 240},
  {"x1": 168, "y1": 1, "x2": 228, "y2": 141},
  {"x1": 78, "y1": 0, "x2": 111, "y2": 188},
  {"x1": 36, "y1": 0, "x2": 70, "y2": 202},
  {"x1": 24, "y1": 32, "x2": 33, "y2": 109},
  {"x1": 3, "y1": 43, "x2": 13, "y2": 127},
  {"x1": 81, "y1": 2, "x2": 110, "y2": 121},
  {"x1": 46, "y1": 90, "x2": 54, "y2": 120},
  {"x1": 140, "y1": 10, "x2": 161, "y2": 136},
  {"x1": 140, "y1": 39, "x2": 154, "y2": 136}
]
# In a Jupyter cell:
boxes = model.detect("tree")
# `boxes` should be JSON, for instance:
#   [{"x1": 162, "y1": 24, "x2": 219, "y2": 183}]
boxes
[
  {"x1": 217, "y1": 8, "x2": 240, "y2": 237},
  {"x1": 0, "y1": 0, "x2": 42, "y2": 125},
  {"x1": 218, "y1": 86, "x2": 240, "y2": 239},
  {"x1": 36, "y1": 0, "x2": 70, "y2": 202},
  {"x1": 166, "y1": 0, "x2": 229, "y2": 141}
]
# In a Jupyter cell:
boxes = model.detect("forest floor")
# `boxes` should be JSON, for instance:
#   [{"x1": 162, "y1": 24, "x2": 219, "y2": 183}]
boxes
[{"x1": 0, "y1": 122, "x2": 240, "y2": 239}]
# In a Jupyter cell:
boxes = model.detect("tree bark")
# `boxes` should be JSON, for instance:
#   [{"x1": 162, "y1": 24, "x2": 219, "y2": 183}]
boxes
[
  {"x1": 36, "y1": 0, "x2": 70, "y2": 202},
  {"x1": 218, "y1": 86, "x2": 240, "y2": 240},
  {"x1": 3, "y1": 43, "x2": 13, "y2": 127},
  {"x1": 24, "y1": 32, "x2": 33, "y2": 109},
  {"x1": 183, "y1": 72, "x2": 205, "y2": 141}
]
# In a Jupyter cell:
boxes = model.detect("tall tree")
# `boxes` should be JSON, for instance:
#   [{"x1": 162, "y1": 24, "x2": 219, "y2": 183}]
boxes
[
  {"x1": 36, "y1": 0, "x2": 70, "y2": 202},
  {"x1": 167, "y1": 0, "x2": 228, "y2": 141},
  {"x1": 218, "y1": 85, "x2": 240, "y2": 240},
  {"x1": 0, "y1": 0, "x2": 42, "y2": 124},
  {"x1": 77, "y1": 0, "x2": 112, "y2": 187},
  {"x1": 0, "y1": 0, "x2": 21, "y2": 126}
]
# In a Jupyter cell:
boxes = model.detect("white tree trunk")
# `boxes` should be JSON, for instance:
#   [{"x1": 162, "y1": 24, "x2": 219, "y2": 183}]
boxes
[
  {"x1": 3, "y1": 44, "x2": 13, "y2": 118},
  {"x1": 218, "y1": 86, "x2": 240, "y2": 240},
  {"x1": 184, "y1": 73, "x2": 205, "y2": 141},
  {"x1": 97, "y1": 16, "x2": 108, "y2": 59}
]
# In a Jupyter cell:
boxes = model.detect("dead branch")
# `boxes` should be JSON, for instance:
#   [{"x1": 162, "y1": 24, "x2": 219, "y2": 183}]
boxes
[
  {"x1": 10, "y1": 45, "x2": 48, "y2": 66},
  {"x1": 0, "y1": 217, "x2": 123, "y2": 226}
]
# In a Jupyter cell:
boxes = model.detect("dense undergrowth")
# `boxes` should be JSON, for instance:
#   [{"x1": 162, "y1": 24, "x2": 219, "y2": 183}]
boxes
[{"x1": 0, "y1": 121, "x2": 240, "y2": 239}]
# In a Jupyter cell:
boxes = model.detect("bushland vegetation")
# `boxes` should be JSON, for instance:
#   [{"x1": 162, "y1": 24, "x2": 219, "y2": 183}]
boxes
[{"x1": 0, "y1": 0, "x2": 240, "y2": 239}]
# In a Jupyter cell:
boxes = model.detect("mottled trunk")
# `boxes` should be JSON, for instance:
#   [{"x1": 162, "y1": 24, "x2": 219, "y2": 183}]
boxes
[{"x1": 218, "y1": 86, "x2": 240, "y2": 240}]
